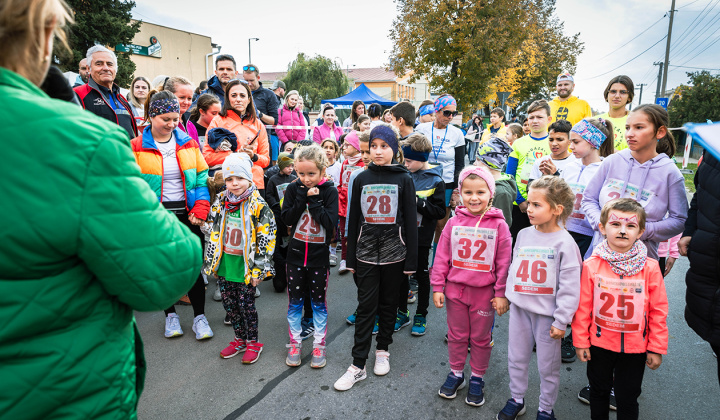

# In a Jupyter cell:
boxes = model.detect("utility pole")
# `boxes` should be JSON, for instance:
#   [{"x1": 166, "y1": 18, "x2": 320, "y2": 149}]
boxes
[
  {"x1": 661, "y1": 0, "x2": 677, "y2": 96},
  {"x1": 654, "y1": 62, "x2": 664, "y2": 101},
  {"x1": 248, "y1": 38, "x2": 259, "y2": 64},
  {"x1": 635, "y1": 83, "x2": 646, "y2": 109}
]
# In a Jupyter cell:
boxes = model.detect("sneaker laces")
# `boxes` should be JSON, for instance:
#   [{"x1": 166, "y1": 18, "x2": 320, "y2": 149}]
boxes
[
  {"x1": 468, "y1": 377, "x2": 483, "y2": 394},
  {"x1": 287, "y1": 344, "x2": 300, "y2": 355},
  {"x1": 196, "y1": 316, "x2": 209, "y2": 330},
  {"x1": 312, "y1": 347, "x2": 325, "y2": 357}
]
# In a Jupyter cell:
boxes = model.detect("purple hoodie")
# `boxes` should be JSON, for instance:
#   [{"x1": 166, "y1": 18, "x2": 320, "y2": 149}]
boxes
[
  {"x1": 581, "y1": 149, "x2": 688, "y2": 259},
  {"x1": 431, "y1": 206, "x2": 512, "y2": 296}
]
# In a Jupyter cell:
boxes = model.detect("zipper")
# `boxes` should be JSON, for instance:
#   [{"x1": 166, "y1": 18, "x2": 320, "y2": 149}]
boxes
[
  {"x1": 304, "y1": 206, "x2": 309, "y2": 267},
  {"x1": 620, "y1": 274, "x2": 625, "y2": 353}
]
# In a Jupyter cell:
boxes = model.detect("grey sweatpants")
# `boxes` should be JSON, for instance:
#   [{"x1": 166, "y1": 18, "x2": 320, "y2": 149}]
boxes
[{"x1": 507, "y1": 306, "x2": 562, "y2": 413}]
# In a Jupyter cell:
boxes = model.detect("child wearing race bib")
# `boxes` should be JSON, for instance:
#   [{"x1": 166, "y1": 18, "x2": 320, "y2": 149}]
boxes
[
  {"x1": 572, "y1": 199, "x2": 668, "y2": 420},
  {"x1": 497, "y1": 175, "x2": 581, "y2": 420},
  {"x1": 334, "y1": 125, "x2": 418, "y2": 391},
  {"x1": 280, "y1": 144, "x2": 339, "y2": 369},
  {"x1": 581, "y1": 104, "x2": 688, "y2": 260},
  {"x1": 564, "y1": 118, "x2": 615, "y2": 257},
  {"x1": 432, "y1": 166, "x2": 512, "y2": 407},
  {"x1": 202, "y1": 153, "x2": 276, "y2": 364},
  {"x1": 528, "y1": 120, "x2": 576, "y2": 185},
  {"x1": 337, "y1": 131, "x2": 365, "y2": 274},
  {"x1": 399, "y1": 133, "x2": 446, "y2": 336},
  {"x1": 265, "y1": 153, "x2": 297, "y2": 293}
]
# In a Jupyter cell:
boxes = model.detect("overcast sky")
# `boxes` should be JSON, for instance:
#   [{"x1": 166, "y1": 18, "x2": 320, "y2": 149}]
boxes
[{"x1": 133, "y1": 0, "x2": 719, "y2": 111}]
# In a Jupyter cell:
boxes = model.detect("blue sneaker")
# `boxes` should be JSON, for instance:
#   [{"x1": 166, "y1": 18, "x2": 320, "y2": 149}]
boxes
[
  {"x1": 497, "y1": 398, "x2": 526, "y2": 420},
  {"x1": 536, "y1": 410, "x2": 556, "y2": 420},
  {"x1": 299, "y1": 318, "x2": 314, "y2": 341},
  {"x1": 346, "y1": 311, "x2": 357, "y2": 325},
  {"x1": 372, "y1": 315, "x2": 379, "y2": 335},
  {"x1": 465, "y1": 376, "x2": 485, "y2": 407},
  {"x1": 411, "y1": 314, "x2": 427, "y2": 336},
  {"x1": 438, "y1": 372, "x2": 466, "y2": 399},
  {"x1": 394, "y1": 310, "x2": 411, "y2": 331}
]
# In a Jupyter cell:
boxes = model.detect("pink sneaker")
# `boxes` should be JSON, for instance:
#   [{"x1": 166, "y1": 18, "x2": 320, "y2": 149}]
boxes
[
  {"x1": 220, "y1": 338, "x2": 246, "y2": 359},
  {"x1": 242, "y1": 341, "x2": 264, "y2": 364}
]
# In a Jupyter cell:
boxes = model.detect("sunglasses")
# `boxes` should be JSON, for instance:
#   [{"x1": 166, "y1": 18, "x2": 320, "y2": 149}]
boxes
[
  {"x1": 243, "y1": 66, "x2": 257, "y2": 72},
  {"x1": 442, "y1": 110, "x2": 459, "y2": 118}
]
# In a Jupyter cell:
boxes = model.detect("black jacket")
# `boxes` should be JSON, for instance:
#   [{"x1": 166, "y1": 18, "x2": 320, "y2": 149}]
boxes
[
  {"x1": 74, "y1": 77, "x2": 137, "y2": 139},
  {"x1": 684, "y1": 151, "x2": 720, "y2": 346},
  {"x1": 281, "y1": 179, "x2": 339, "y2": 267},
  {"x1": 411, "y1": 165, "x2": 446, "y2": 247},
  {"x1": 252, "y1": 82, "x2": 280, "y2": 132},
  {"x1": 346, "y1": 163, "x2": 418, "y2": 272},
  {"x1": 266, "y1": 172, "x2": 297, "y2": 237}
]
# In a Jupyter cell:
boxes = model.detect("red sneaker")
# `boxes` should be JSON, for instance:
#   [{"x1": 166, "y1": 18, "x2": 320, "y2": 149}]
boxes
[
  {"x1": 220, "y1": 338, "x2": 246, "y2": 359},
  {"x1": 242, "y1": 341, "x2": 264, "y2": 364}
]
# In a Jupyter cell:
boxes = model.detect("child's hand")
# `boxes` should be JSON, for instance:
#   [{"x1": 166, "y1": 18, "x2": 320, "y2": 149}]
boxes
[
  {"x1": 188, "y1": 214, "x2": 204, "y2": 225},
  {"x1": 307, "y1": 187, "x2": 319, "y2": 196},
  {"x1": 549, "y1": 326, "x2": 565, "y2": 339},
  {"x1": 664, "y1": 257, "x2": 676, "y2": 277},
  {"x1": 492, "y1": 297, "x2": 509, "y2": 316},
  {"x1": 646, "y1": 353, "x2": 662, "y2": 370},
  {"x1": 576, "y1": 347, "x2": 591, "y2": 362},
  {"x1": 251, "y1": 277, "x2": 261, "y2": 287},
  {"x1": 433, "y1": 292, "x2": 445, "y2": 308}
]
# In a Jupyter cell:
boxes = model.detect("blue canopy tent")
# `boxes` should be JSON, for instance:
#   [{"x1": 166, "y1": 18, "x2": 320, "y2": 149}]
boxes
[{"x1": 321, "y1": 83, "x2": 397, "y2": 108}]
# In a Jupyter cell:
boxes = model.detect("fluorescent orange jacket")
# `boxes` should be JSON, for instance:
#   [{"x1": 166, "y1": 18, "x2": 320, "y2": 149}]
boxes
[
  {"x1": 204, "y1": 110, "x2": 270, "y2": 188},
  {"x1": 572, "y1": 255, "x2": 669, "y2": 355}
]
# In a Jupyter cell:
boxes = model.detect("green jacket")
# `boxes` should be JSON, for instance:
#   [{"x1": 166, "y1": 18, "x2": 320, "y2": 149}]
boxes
[{"x1": 0, "y1": 67, "x2": 201, "y2": 419}]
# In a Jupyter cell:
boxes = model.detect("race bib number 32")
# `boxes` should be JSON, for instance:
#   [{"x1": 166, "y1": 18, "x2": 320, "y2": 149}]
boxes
[
  {"x1": 451, "y1": 226, "x2": 497, "y2": 272},
  {"x1": 512, "y1": 247, "x2": 557, "y2": 295},
  {"x1": 593, "y1": 275, "x2": 645, "y2": 333},
  {"x1": 361, "y1": 184, "x2": 399, "y2": 224}
]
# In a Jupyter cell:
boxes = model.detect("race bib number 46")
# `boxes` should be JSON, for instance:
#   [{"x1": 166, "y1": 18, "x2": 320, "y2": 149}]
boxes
[
  {"x1": 293, "y1": 209, "x2": 326, "y2": 243},
  {"x1": 512, "y1": 247, "x2": 557, "y2": 295},
  {"x1": 224, "y1": 215, "x2": 244, "y2": 255},
  {"x1": 361, "y1": 184, "x2": 399, "y2": 224},
  {"x1": 593, "y1": 275, "x2": 645, "y2": 333},
  {"x1": 451, "y1": 226, "x2": 497, "y2": 272}
]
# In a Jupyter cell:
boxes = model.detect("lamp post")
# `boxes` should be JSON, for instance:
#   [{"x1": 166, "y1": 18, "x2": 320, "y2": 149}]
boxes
[
  {"x1": 347, "y1": 64, "x2": 356, "y2": 93},
  {"x1": 248, "y1": 38, "x2": 259, "y2": 63}
]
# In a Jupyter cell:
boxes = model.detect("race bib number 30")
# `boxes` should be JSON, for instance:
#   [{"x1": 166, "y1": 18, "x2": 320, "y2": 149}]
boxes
[
  {"x1": 512, "y1": 247, "x2": 557, "y2": 295},
  {"x1": 593, "y1": 276, "x2": 645, "y2": 333},
  {"x1": 342, "y1": 165, "x2": 362, "y2": 188},
  {"x1": 361, "y1": 184, "x2": 399, "y2": 224},
  {"x1": 293, "y1": 209, "x2": 326, "y2": 243},
  {"x1": 224, "y1": 215, "x2": 244, "y2": 255},
  {"x1": 451, "y1": 227, "x2": 497, "y2": 272}
]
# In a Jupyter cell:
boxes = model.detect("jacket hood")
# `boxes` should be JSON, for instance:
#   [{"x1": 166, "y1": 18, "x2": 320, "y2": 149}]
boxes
[
  {"x1": 207, "y1": 76, "x2": 225, "y2": 94},
  {"x1": 618, "y1": 148, "x2": 674, "y2": 169},
  {"x1": 454, "y1": 206, "x2": 504, "y2": 222},
  {"x1": 368, "y1": 162, "x2": 409, "y2": 174},
  {"x1": 140, "y1": 126, "x2": 194, "y2": 150},
  {"x1": 317, "y1": 178, "x2": 336, "y2": 190}
]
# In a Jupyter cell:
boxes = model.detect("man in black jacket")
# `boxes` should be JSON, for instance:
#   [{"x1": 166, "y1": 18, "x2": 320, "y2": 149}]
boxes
[{"x1": 243, "y1": 64, "x2": 280, "y2": 164}]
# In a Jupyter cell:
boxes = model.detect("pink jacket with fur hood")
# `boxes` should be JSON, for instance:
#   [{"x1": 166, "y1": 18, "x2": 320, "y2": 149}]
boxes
[{"x1": 431, "y1": 206, "x2": 512, "y2": 296}]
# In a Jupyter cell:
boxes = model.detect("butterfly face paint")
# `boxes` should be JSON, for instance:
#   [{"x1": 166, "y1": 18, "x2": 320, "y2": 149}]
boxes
[{"x1": 600, "y1": 210, "x2": 644, "y2": 253}]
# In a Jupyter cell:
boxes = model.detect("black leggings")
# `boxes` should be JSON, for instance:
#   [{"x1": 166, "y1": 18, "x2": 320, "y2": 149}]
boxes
[
  {"x1": 163, "y1": 205, "x2": 205, "y2": 317},
  {"x1": 398, "y1": 246, "x2": 431, "y2": 317},
  {"x1": 587, "y1": 346, "x2": 646, "y2": 420},
  {"x1": 510, "y1": 204, "x2": 531, "y2": 247}
]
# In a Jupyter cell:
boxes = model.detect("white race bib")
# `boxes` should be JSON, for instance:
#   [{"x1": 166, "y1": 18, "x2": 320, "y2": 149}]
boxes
[
  {"x1": 276, "y1": 183, "x2": 289, "y2": 201},
  {"x1": 342, "y1": 165, "x2": 363, "y2": 188},
  {"x1": 293, "y1": 209, "x2": 326, "y2": 243},
  {"x1": 361, "y1": 184, "x2": 399, "y2": 224},
  {"x1": 601, "y1": 178, "x2": 655, "y2": 208},
  {"x1": 224, "y1": 215, "x2": 244, "y2": 256},
  {"x1": 511, "y1": 246, "x2": 557, "y2": 295},
  {"x1": 593, "y1": 275, "x2": 645, "y2": 333},
  {"x1": 569, "y1": 182, "x2": 586, "y2": 220},
  {"x1": 451, "y1": 226, "x2": 497, "y2": 272}
]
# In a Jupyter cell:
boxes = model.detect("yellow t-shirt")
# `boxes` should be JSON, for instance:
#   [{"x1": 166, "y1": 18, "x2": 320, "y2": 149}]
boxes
[
  {"x1": 509, "y1": 134, "x2": 551, "y2": 200},
  {"x1": 549, "y1": 96, "x2": 592, "y2": 127},
  {"x1": 596, "y1": 112, "x2": 628, "y2": 151}
]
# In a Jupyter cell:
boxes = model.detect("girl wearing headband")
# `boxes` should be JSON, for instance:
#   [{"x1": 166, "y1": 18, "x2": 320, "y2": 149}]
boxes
[{"x1": 131, "y1": 90, "x2": 213, "y2": 341}]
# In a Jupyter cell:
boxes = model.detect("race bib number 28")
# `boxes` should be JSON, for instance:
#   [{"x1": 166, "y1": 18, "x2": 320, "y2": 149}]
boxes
[
  {"x1": 512, "y1": 247, "x2": 557, "y2": 295},
  {"x1": 361, "y1": 184, "x2": 399, "y2": 224}
]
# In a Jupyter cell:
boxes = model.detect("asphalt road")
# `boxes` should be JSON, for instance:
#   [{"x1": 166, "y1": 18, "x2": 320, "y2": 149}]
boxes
[{"x1": 135, "y1": 256, "x2": 719, "y2": 419}]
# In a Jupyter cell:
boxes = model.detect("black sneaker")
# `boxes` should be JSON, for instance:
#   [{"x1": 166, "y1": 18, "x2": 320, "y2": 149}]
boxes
[
  {"x1": 465, "y1": 376, "x2": 485, "y2": 407},
  {"x1": 561, "y1": 332, "x2": 576, "y2": 363},
  {"x1": 609, "y1": 387, "x2": 617, "y2": 411},
  {"x1": 300, "y1": 318, "x2": 315, "y2": 341},
  {"x1": 578, "y1": 384, "x2": 617, "y2": 411},
  {"x1": 438, "y1": 372, "x2": 466, "y2": 399},
  {"x1": 497, "y1": 398, "x2": 526, "y2": 420},
  {"x1": 223, "y1": 314, "x2": 231, "y2": 325},
  {"x1": 536, "y1": 410, "x2": 556, "y2": 420}
]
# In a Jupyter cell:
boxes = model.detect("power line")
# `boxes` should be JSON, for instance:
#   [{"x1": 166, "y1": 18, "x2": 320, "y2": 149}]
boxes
[
  {"x1": 677, "y1": 35, "x2": 720, "y2": 65},
  {"x1": 584, "y1": 36, "x2": 668, "y2": 80},
  {"x1": 669, "y1": 64, "x2": 720, "y2": 70},
  {"x1": 678, "y1": 0, "x2": 703, "y2": 8},
  {"x1": 673, "y1": 14, "x2": 720, "y2": 63},
  {"x1": 669, "y1": 0, "x2": 719, "y2": 53},
  {"x1": 594, "y1": 15, "x2": 666, "y2": 61}
]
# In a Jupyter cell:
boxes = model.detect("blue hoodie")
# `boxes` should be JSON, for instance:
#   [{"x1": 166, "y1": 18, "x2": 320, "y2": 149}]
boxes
[
  {"x1": 581, "y1": 149, "x2": 688, "y2": 259},
  {"x1": 410, "y1": 164, "x2": 446, "y2": 247}
]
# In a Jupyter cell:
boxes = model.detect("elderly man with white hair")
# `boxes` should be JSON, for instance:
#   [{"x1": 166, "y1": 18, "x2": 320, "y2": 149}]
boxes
[{"x1": 74, "y1": 45, "x2": 137, "y2": 138}]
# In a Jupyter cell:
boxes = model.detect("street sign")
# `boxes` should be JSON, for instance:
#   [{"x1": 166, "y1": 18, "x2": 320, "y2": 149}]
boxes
[{"x1": 655, "y1": 97, "x2": 669, "y2": 109}]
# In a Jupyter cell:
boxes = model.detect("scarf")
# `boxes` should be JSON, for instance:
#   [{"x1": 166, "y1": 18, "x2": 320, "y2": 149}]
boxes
[
  {"x1": 224, "y1": 186, "x2": 256, "y2": 213},
  {"x1": 346, "y1": 154, "x2": 363, "y2": 166},
  {"x1": 593, "y1": 239, "x2": 647, "y2": 277}
]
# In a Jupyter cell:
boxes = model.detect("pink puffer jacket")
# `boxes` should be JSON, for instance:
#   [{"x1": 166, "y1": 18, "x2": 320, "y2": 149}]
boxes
[{"x1": 276, "y1": 104, "x2": 306, "y2": 143}]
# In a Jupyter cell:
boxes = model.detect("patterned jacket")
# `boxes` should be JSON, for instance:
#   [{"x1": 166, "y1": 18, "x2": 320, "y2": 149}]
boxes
[{"x1": 202, "y1": 189, "x2": 276, "y2": 283}]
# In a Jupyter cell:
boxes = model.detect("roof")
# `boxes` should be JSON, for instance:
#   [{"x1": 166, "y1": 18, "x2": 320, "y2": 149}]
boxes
[{"x1": 258, "y1": 67, "x2": 397, "y2": 83}]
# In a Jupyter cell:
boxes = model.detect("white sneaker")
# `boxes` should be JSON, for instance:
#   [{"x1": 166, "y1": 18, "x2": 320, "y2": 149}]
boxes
[
  {"x1": 254, "y1": 287, "x2": 261, "y2": 298},
  {"x1": 329, "y1": 254, "x2": 338, "y2": 266},
  {"x1": 192, "y1": 314, "x2": 214, "y2": 340},
  {"x1": 213, "y1": 282, "x2": 222, "y2": 301},
  {"x1": 334, "y1": 365, "x2": 367, "y2": 391},
  {"x1": 164, "y1": 313, "x2": 183, "y2": 338},
  {"x1": 338, "y1": 260, "x2": 348, "y2": 274},
  {"x1": 374, "y1": 350, "x2": 390, "y2": 376}
]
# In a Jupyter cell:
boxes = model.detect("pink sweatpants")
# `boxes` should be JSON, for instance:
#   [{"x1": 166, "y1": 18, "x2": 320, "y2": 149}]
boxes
[{"x1": 445, "y1": 282, "x2": 495, "y2": 376}]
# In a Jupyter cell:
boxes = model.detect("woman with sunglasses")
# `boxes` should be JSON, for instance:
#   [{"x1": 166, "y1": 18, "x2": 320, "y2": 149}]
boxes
[{"x1": 415, "y1": 95, "x2": 466, "y2": 207}]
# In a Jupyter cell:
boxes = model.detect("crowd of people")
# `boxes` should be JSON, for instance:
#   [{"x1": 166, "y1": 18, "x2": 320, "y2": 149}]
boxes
[{"x1": 2, "y1": 1, "x2": 720, "y2": 419}]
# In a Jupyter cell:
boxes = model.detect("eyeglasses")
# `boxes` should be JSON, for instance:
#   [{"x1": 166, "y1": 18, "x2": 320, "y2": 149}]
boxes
[
  {"x1": 442, "y1": 110, "x2": 459, "y2": 118},
  {"x1": 243, "y1": 66, "x2": 257, "y2": 72},
  {"x1": 609, "y1": 90, "x2": 629, "y2": 95}
]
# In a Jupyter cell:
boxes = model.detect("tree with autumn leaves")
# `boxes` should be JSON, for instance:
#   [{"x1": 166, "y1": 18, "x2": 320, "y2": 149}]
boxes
[{"x1": 389, "y1": 0, "x2": 583, "y2": 114}]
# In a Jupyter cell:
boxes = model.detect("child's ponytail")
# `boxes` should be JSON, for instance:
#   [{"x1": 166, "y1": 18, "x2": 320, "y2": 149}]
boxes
[{"x1": 632, "y1": 104, "x2": 676, "y2": 158}]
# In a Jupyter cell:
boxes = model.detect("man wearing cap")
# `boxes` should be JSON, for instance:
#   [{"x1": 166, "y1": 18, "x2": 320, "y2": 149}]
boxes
[
  {"x1": 549, "y1": 72, "x2": 592, "y2": 126},
  {"x1": 243, "y1": 64, "x2": 281, "y2": 164},
  {"x1": 272, "y1": 80, "x2": 286, "y2": 104}
]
